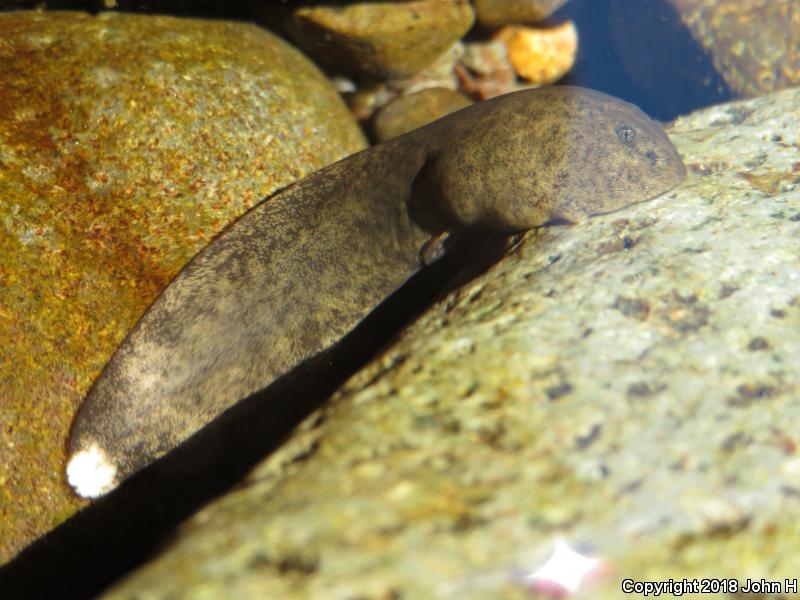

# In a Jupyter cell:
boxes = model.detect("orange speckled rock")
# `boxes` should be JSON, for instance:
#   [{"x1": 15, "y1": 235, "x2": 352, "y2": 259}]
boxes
[
  {"x1": 496, "y1": 21, "x2": 578, "y2": 85},
  {"x1": 0, "y1": 10, "x2": 365, "y2": 564}
]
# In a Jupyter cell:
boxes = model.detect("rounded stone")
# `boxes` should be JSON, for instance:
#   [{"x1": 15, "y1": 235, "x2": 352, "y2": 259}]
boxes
[
  {"x1": 666, "y1": 0, "x2": 800, "y2": 97},
  {"x1": 371, "y1": 87, "x2": 472, "y2": 141},
  {"x1": 285, "y1": 0, "x2": 475, "y2": 79},
  {"x1": 473, "y1": 0, "x2": 568, "y2": 28},
  {"x1": 496, "y1": 21, "x2": 578, "y2": 84},
  {"x1": 0, "y1": 10, "x2": 365, "y2": 564}
]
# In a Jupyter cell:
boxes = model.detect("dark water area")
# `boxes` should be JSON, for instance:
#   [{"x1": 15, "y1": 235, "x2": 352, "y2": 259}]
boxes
[{"x1": 558, "y1": 0, "x2": 731, "y2": 120}]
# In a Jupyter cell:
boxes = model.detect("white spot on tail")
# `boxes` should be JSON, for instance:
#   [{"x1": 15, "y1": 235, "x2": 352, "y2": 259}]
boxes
[{"x1": 66, "y1": 444, "x2": 118, "y2": 498}]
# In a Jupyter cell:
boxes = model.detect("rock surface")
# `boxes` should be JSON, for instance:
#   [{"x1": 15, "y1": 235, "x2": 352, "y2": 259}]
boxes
[
  {"x1": 0, "y1": 10, "x2": 365, "y2": 564},
  {"x1": 285, "y1": 0, "x2": 475, "y2": 79},
  {"x1": 100, "y1": 88, "x2": 800, "y2": 598}
]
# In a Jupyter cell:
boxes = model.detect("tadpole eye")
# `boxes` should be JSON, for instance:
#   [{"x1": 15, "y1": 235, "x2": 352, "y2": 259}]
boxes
[{"x1": 615, "y1": 125, "x2": 637, "y2": 146}]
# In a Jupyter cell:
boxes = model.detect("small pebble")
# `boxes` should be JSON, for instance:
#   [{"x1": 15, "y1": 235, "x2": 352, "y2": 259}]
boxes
[
  {"x1": 389, "y1": 42, "x2": 464, "y2": 96},
  {"x1": 496, "y1": 21, "x2": 578, "y2": 84},
  {"x1": 345, "y1": 44, "x2": 464, "y2": 122},
  {"x1": 457, "y1": 40, "x2": 518, "y2": 99},
  {"x1": 285, "y1": 0, "x2": 474, "y2": 79},
  {"x1": 372, "y1": 88, "x2": 472, "y2": 141}
]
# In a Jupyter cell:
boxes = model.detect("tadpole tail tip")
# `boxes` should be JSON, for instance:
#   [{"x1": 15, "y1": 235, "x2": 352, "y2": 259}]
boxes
[{"x1": 66, "y1": 443, "x2": 119, "y2": 499}]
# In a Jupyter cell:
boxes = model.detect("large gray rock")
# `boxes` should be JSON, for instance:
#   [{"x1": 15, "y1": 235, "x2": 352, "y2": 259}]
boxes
[{"x1": 104, "y1": 87, "x2": 800, "y2": 599}]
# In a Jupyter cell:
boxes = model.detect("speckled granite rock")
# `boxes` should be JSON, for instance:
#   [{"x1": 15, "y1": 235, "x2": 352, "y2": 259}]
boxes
[
  {"x1": 667, "y1": 0, "x2": 800, "y2": 97},
  {"x1": 104, "y1": 86, "x2": 800, "y2": 599},
  {"x1": 285, "y1": 0, "x2": 475, "y2": 79},
  {"x1": 0, "y1": 10, "x2": 365, "y2": 564}
]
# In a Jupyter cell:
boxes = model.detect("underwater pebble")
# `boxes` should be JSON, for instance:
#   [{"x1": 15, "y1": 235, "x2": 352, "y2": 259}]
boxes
[
  {"x1": 371, "y1": 87, "x2": 472, "y2": 141},
  {"x1": 458, "y1": 39, "x2": 519, "y2": 99},
  {"x1": 473, "y1": 0, "x2": 568, "y2": 28},
  {"x1": 496, "y1": 21, "x2": 578, "y2": 85},
  {"x1": 285, "y1": 0, "x2": 475, "y2": 79}
]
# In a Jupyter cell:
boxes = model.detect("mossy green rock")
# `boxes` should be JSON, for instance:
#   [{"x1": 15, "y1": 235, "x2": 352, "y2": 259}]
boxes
[{"x1": 0, "y1": 10, "x2": 365, "y2": 564}]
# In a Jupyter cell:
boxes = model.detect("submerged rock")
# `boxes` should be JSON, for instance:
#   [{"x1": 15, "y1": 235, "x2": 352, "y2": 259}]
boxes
[
  {"x1": 496, "y1": 21, "x2": 578, "y2": 84},
  {"x1": 473, "y1": 0, "x2": 568, "y2": 28},
  {"x1": 371, "y1": 87, "x2": 472, "y2": 141},
  {"x1": 0, "y1": 10, "x2": 365, "y2": 564},
  {"x1": 667, "y1": 0, "x2": 800, "y2": 97},
  {"x1": 285, "y1": 0, "x2": 475, "y2": 79}
]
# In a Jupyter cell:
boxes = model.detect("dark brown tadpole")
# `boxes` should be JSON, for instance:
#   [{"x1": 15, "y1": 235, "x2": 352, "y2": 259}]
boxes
[{"x1": 66, "y1": 86, "x2": 686, "y2": 497}]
